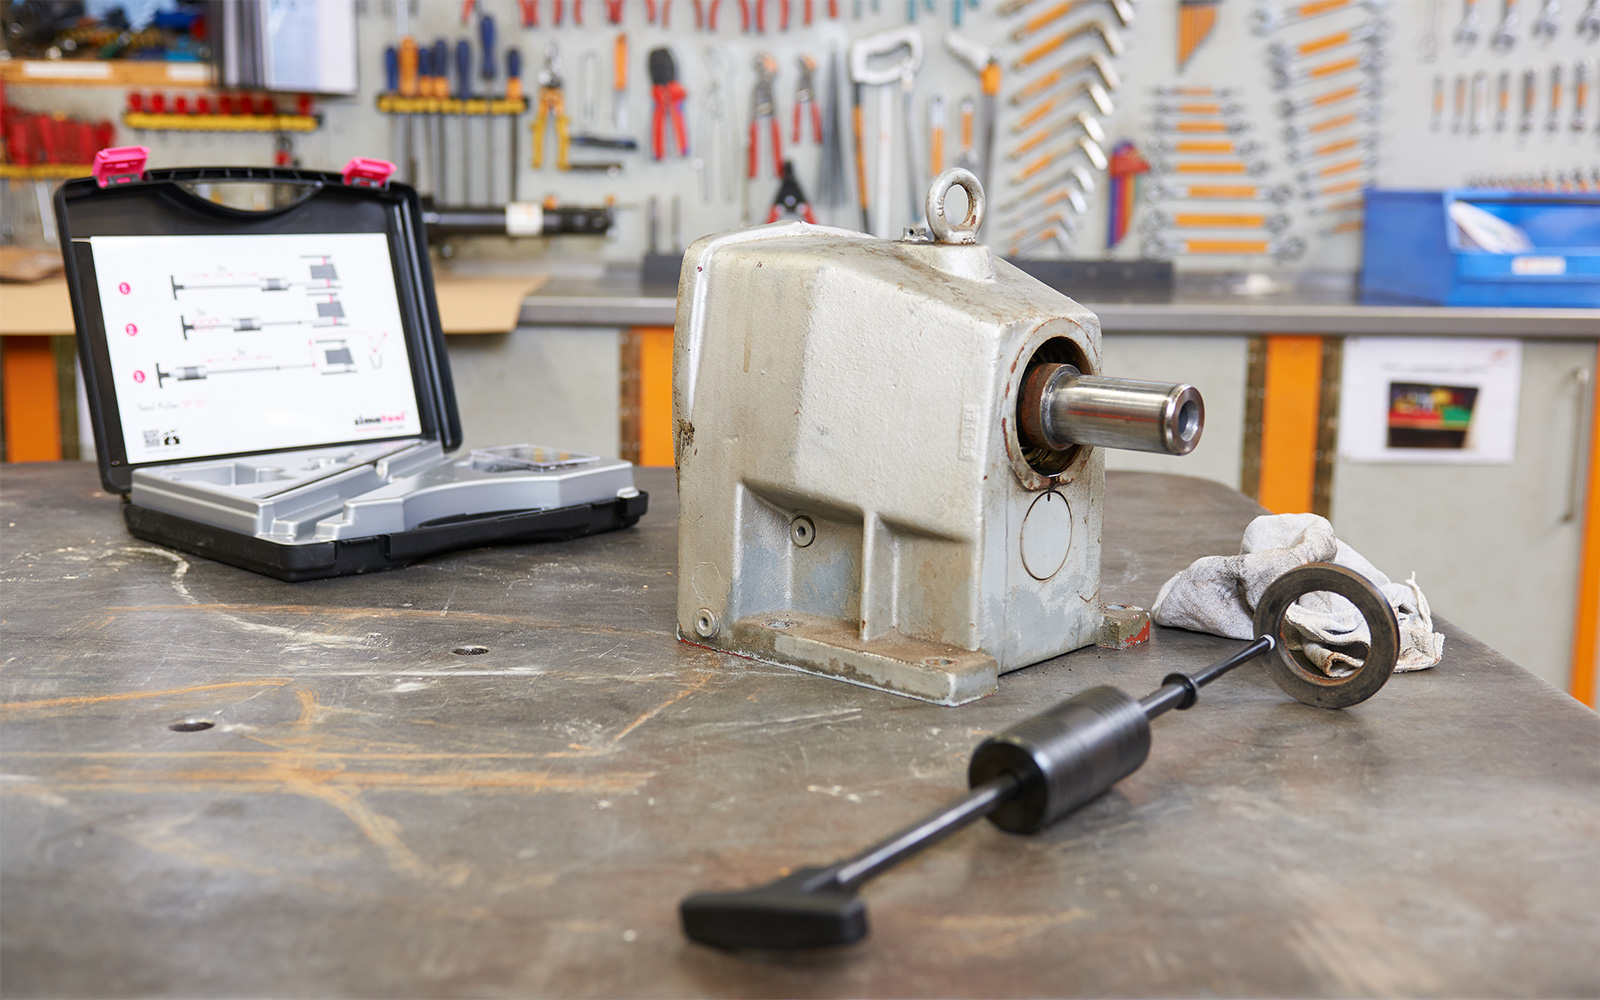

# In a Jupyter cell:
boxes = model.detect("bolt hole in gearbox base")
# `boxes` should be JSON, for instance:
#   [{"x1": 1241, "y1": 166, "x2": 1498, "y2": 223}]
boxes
[
  {"x1": 680, "y1": 563, "x2": 1402, "y2": 950},
  {"x1": 674, "y1": 169, "x2": 1205, "y2": 705}
]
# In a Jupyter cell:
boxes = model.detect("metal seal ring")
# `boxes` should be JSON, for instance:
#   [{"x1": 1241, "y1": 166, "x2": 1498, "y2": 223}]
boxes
[
  {"x1": 925, "y1": 168, "x2": 984, "y2": 245},
  {"x1": 1251, "y1": 563, "x2": 1400, "y2": 709}
]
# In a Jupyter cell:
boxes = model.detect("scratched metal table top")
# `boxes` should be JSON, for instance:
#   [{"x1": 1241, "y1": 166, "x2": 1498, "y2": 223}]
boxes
[{"x1": 2, "y1": 465, "x2": 1596, "y2": 999}]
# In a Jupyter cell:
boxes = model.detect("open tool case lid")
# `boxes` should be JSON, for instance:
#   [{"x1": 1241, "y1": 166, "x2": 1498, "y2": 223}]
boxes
[{"x1": 57, "y1": 151, "x2": 461, "y2": 494}]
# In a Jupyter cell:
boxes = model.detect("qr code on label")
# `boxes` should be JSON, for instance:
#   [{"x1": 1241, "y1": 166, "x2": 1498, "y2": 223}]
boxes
[{"x1": 142, "y1": 430, "x2": 159, "y2": 448}]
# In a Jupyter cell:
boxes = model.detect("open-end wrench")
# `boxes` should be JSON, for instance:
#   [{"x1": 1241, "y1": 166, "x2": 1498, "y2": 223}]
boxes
[
  {"x1": 1288, "y1": 131, "x2": 1379, "y2": 160},
  {"x1": 1521, "y1": 67, "x2": 1538, "y2": 133},
  {"x1": 1452, "y1": 74, "x2": 1467, "y2": 132},
  {"x1": 1532, "y1": 0, "x2": 1561, "y2": 36},
  {"x1": 1279, "y1": 80, "x2": 1377, "y2": 116},
  {"x1": 1272, "y1": 50, "x2": 1383, "y2": 90},
  {"x1": 1009, "y1": 53, "x2": 1120, "y2": 106},
  {"x1": 1576, "y1": 58, "x2": 1593, "y2": 131},
  {"x1": 1581, "y1": 0, "x2": 1600, "y2": 39},
  {"x1": 1547, "y1": 63, "x2": 1565, "y2": 132},
  {"x1": 1149, "y1": 157, "x2": 1271, "y2": 177},
  {"x1": 1149, "y1": 136, "x2": 1262, "y2": 156},
  {"x1": 1251, "y1": 0, "x2": 1387, "y2": 36},
  {"x1": 1471, "y1": 69, "x2": 1490, "y2": 134},
  {"x1": 1491, "y1": 0, "x2": 1520, "y2": 50},
  {"x1": 1496, "y1": 69, "x2": 1513, "y2": 130},
  {"x1": 1302, "y1": 175, "x2": 1369, "y2": 200},
  {"x1": 1152, "y1": 85, "x2": 1239, "y2": 97},
  {"x1": 1297, "y1": 156, "x2": 1377, "y2": 185},
  {"x1": 1268, "y1": 19, "x2": 1388, "y2": 64},
  {"x1": 1306, "y1": 195, "x2": 1366, "y2": 215},
  {"x1": 1146, "y1": 180, "x2": 1295, "y2": 202},
  {"x1": 1152, "y1": 118, "x2": 1252, "y2": 135},
  {"x1": 1431, "y1": 74, "x2": 1446, "y2": 130},
  {"x1": 1456, "y1": 0, "x2": 1483, "y2": 44},
  {"x1": 1151, "y1": 100, "x2": 1247, "y2": 117},
  {"x1": 1143, "y1": 233, "x2": 1307, "y2": 261},
  {"x1": 1283, "y1": 105, "x2": 1378, "y2": 139},
  {"x1": 1140, "y1": 208, "x2": 1292, "y2": 232}
]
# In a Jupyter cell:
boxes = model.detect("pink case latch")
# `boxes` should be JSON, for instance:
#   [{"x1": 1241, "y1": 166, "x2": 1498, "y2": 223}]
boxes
[
  {"x1": 342, "y1": 157, "x2": 396, "y2": 188},
  {"x1": 92, "y1": 146, "x2": 150, "y2": 187}
]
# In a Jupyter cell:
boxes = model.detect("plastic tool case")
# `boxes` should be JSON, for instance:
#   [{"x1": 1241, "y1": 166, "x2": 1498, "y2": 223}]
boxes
[
  {"x1": 58, "y1": 150, "x2": 646, "y2": 580},
  {"x1": 1360, "y1": 189, "x2": 1600, "y2": 308}
]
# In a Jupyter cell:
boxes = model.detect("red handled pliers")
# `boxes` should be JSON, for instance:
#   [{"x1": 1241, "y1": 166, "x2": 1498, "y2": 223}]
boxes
[
  {"x1": 748, "y1": 53, "x2": 782, "y2": 178},
  {"x1": 792, "y1": 54, "x2": 820, "y2": 143},
  {"x1": 649, "y1": 47, "x2": 688, "y2": 159}
]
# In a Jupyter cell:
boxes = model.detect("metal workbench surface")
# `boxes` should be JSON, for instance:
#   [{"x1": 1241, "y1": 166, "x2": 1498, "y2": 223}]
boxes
[
  {"x1": 519, "y1": 266, "x2": 1600, "y2": 336},
  {"x1": 2, "y1": 465, "x2": 1597, "y2": 999}
]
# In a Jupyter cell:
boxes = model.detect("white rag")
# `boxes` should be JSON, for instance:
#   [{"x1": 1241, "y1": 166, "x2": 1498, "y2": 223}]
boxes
[{"x1": 1151, "y1": 513, "x2": 1445, "y2": 675}]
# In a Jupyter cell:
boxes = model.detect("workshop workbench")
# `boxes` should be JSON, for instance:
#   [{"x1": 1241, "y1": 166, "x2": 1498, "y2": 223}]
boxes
[
  {"x1": 2, "y1": 465, "x2": 1597, "y2": 998},
  {"x1": 519, "y1": 266, "x2": 1600, "y2": 336}
]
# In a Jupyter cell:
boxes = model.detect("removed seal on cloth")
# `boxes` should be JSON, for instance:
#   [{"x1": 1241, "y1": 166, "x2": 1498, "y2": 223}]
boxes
[{"x1": 1151, "y1": 513, "x2": 1445, "y2": 674}]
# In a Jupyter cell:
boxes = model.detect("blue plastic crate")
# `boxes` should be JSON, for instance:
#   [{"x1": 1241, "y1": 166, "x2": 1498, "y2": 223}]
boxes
[{"x1": 1360, "y1": 189, "x2": 1600, "y2": 308}]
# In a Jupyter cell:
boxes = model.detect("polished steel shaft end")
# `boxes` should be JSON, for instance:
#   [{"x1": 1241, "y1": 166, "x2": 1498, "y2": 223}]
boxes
[{"x1": 1020, "y1": 363, "x2": 1204, "y2": 456}]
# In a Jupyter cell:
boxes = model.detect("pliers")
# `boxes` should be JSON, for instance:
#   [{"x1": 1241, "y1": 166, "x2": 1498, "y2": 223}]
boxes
[
  {"x1": 768, "y1": 160, "x2": 817, "y2": 222},
  {"x1": 649, "y1": 47, "x2": 689, "y2": 159},
  {"x1": 708, "y1": 0, "x2": 750, "y2": 30},
  {"x1": 792, "y1": 54, "x2": 821, "y2": 143},
  {"x1": 754, "y1": 0, "x2": 791, "y2": 31},
  {"x1": 532, "y1": 44, "x2": 571, "y2": 169},
  {"x1": 749, "y1": 53, "x2": 782, "y2": 178}
]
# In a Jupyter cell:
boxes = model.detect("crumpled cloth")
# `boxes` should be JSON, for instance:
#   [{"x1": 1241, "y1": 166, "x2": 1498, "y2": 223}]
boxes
[{"x1": 1151, "y1": 513, "x2": 1445, "y2": 675}]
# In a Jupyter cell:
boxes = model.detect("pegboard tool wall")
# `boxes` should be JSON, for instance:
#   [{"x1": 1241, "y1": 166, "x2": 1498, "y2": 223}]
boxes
[{"x1": 4, "y1": 0, "x2": 1596, "y2": 272}]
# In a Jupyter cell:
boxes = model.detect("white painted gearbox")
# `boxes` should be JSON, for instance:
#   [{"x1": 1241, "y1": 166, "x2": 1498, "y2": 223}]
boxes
[{"x1": 671, "y1": 179, "x2": 1195, "y2": 705}]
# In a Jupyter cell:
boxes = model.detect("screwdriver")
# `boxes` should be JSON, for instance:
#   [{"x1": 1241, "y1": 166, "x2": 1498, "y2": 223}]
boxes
[
  {"x1": 433, "y1": 39, "x2": 451, "y2": 204},
  {"x1": 480, "y1": 14, "x2": 497, "y2": 203},
  {"x1": 507, "y1": 48, "x2": 524, "y2": 202},
  {"x1": 384, "y1": 45, "x2": 401, "y2": 168},
  {"x1": 400, "y1": 36, "x2": 420, "y2": 183},
  {"x1": 417, "y1": 45, "x2": 433, "y2": 193},
  {"x1": 456, "y1": 38, "x2": 474, "y2": 204}
]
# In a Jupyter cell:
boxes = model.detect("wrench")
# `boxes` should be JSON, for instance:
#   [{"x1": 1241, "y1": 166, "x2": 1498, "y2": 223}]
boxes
[
  {"x1": 1287, "y1": 132, "x2": 1379, "y2": 161},
  {"x1": 1496, "y1": 69, "x2": 1513, "y2": 130},
  {"x1": 1455, "y1": 0, "x2": 1482, "y2": 44},
  {"x1": 1431, "y1": 74, "x2": 1446, "y2": 130},
  {"x1": 1520, "y1": 67, "x2": 1538, "y2": 133},
  {"x1": 1532, "y1": 0, "x2": 1561, "y2": 36},
  {"x1": 1251, "y1": 0, "x2": 1388, "y2": 36},
  {"x1": 1490, "y1": 0, "x2": 1520, "y2": 51},
  {"x1": 1471, "y1": 69, "x2": 1490, "y2": 134},
  {"x1": 1268, "y1": 19, "x2": 1389, "y2": 64},
  {"x1": 1272, "y1": 50, "x2": 1383, "y2": 90},
  {"x1": 1547, "y1": 63, "x2": 1564, "y2": 132},
  {"x1": 1581, "y1": 0, "x2": 1600, "y2": 38},
  {"x1": 1576, "y1": 58, "x2": 1593, "y2": 132},
  {"x1": 1145, "y1": 180, "x2": 1295, "y2": 202},
  {"x1": 1149, "y1": 157, "x2": 1271, "y2": 176},
  {"x1": 1140, "y1": 208, "x2": 1292, "y2": 233},
  {"x1": 1278, "y1": 80, "x2": 1377, "y2": 116},
  {"x1": 1142, "y1": 234, "x2": 1307, "y2": 262}
]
